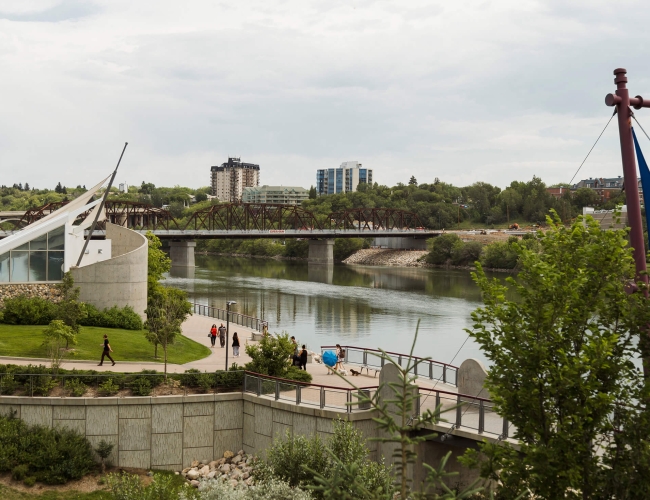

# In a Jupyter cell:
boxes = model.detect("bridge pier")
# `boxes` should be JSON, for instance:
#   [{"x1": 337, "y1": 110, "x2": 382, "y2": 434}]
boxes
[
  {"x1": 169, "y1": 240, "x2": 196, "y2": 267},
  {"x1": 308, "y1": 239, "x2": 334, "y2": 264}
]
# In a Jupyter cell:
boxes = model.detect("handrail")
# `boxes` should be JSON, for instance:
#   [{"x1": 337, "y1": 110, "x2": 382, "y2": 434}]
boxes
[
  {"x1": 192, "y1": 303, "x2": 268, "y2": 332},
  {"x1": 320, "y1": 345, "x2": 458, "y2": 369},
  {"x1": 417, "y1": 385, "x2": 491, "y2": 404},
  {"x1": 243, "y1": 371, "x2": 378, "y2": 391},
  {"x1": 320, "y1": 345, "x2": 459, "y2": 386}
]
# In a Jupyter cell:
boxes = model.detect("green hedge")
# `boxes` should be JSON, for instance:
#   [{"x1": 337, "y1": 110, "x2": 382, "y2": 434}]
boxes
[
  {"x1": 0, "y1": 413, "x2": 95, "y2": 484},
  {"x1": 0, "y1": 297, "x2": 142, "y2": 330}
]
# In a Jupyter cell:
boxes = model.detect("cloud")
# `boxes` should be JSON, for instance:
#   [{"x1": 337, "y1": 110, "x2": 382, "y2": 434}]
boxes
[{"x1": 0, "y1": 0, "x2": 649, "y2": 191}]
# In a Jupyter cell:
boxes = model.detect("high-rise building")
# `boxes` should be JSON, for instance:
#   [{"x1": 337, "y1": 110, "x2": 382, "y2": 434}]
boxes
[
  {"x1": 211, "y1": 157, "x2": 260, "y2": 202},
  {"x1": 316, "y1": 161, "x2": 373, "y2": 196},
  {"x1": 241, "y1": 185, "x2": 309, "y2": 205}
]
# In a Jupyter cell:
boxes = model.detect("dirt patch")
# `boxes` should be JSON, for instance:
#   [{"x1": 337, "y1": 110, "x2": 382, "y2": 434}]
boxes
[{"x1": 0, "y1": 468, "x2": 153, "y2": 495}]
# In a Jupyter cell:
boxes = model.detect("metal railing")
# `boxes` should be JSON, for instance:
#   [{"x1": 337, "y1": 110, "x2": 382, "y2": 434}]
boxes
[
  {"x1": 243, "y1": 371, "x2": 378, "y2": 413},
  {"x1": 417, "y1": 386, "x2": 509, "y2": 439},
  {"x1": 193, "y1": 303, "x2": 268, "y2": 332},
  {"x1": 0, "y1": 371, "x2": 245, "y2": 398},
  {"x1": 320, "y1": 345, "x2": 459, "y2": 387}
]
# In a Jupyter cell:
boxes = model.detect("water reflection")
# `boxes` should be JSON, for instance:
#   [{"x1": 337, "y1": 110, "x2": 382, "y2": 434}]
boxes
[{"x1": 165, "y1": 256, "x2": 500, "y2": 364}]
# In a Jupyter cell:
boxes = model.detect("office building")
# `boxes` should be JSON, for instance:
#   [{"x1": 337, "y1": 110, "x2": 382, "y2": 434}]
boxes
[
  {"x1": 316, "y1": 161, "x2": 373, "y2": 196},
  {"x1": 210, "y1": 157, "x2": 260, "y2": 202},
  {"x1": 241, "y1": 185, "x2": 309, "y2": 205}
]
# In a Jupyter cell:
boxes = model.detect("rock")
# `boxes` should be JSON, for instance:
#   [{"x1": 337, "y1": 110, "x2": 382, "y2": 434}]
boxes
[
  {"x1": 146, "y1": 471, "x2": 154, "y2": 477},
  {"x1": 201, "y1": 459, "x2": 209, "y2": 466},
  {"x1": 237, "y1": 450, "x2": 244, "y2": 456},
  {"x1": 223, "y1": 450, "x2": 234, "y2": 459},
  {"x1": 220, "y1": 464, "x2": 231, "y2": 474},
  {"x1": 245, "y1": 477, "x2": 254, "y2": 486},
  {"x1": 200, "y1": 465, "x2": 209, "y2": 476},
  {"x1": 217, "y1": 458, "x2": 226, "y2": 466},
  {"x1": 231, "y1": 455, "x2": 242, "y2": 465},
  {"x1": 229, "y1": 479, "x2": 239, "y2": 488},
  {"x1": 209, "y1": 460, "x2": 219, "y2": 469},
  {"x1": 191, "y1": 480, "x2": 200, "y2": 488},
  {"x1": 182, "y1": 468, "x2": 190, "y2": 473},
  {"x1": 231, "y1": 469, "x2": 241, "y2": 479},
  {"x1": 241, "y1": 472, "x2": 250, "y2": 480},
  {"x1": 186, "y1": 469, "x2": 200, "y2": 480},
  {"x1": 207, "y1": 471, "x2": 216, "y2": 479},
  {"x1": 191, "y1": 460, "x2": 199, "y2": 468},
  {"x1": 175, "y1": 472, "x2": 180, "y2": 475}
]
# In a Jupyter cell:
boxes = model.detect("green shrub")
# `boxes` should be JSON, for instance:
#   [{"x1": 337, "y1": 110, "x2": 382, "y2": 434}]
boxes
[
  {"x1": 130, "y1": 377, "x2": 152, "y2": 396},
  {"x1": 108, "y1": 471, "x2": 192, "y2": 500},
  {"x1": 98, "y1": 378, "x2": 119, "y2": 396},
  {"x1": 23, "y1": 475, "x2": 36, "y2": 487},
  {"x1": 65, "y1": 378, "x2": 87, "y2": 397},
  {"x1": 0, "y1": 374, "x2": 20, "y2": 395},
  {"x1": 333, "y1": 237, "x2": 368, "y2": 261},
  {"x1": 215, "y1": 369, "x2": 244, "y2": 390},
  {"x1": 426, "y1": 233, "x2": 461, "y2": 265},
  {"x1": 1, "y1": 296, "x2": 57, "y2": 325},
  {"x1": 284, "y1": 366, "x2": 312, "y2": 383},
  {"x1": 12, "y1": 463, "x2": 29, "y2": 481},
  {"x1": 480, "y1": 241, "x2": 519, "y2": 269},
  {"x1": 31, "y1": 375, "x2": 57, "y2": 396},
  {"x1": 0, "y1": 414, "x2": 95, "y2": 484},
  {"x1": 451, "y1": 240, "x2": 483, "y2": 266},
  {"x1": 179, "y1": 368, "x2": 202, "y2": 387},
  {"x1": 81, "y1": 304, "x2": 143, "y2": 330},
  {"x1": 197, "y1": 373, "x2": 214, "y2": 393},
  {"x1": 244, "y1": 332, "x2": 295, "y2": 377}
]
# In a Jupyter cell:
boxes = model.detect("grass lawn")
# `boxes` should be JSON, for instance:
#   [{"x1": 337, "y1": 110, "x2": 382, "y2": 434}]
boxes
[
  {"x1": 0, "y1": 324, "x2": 210, "y2": 365},
  {"x1": 0, "y1": 485, "x2": 106, "y2": 499}
]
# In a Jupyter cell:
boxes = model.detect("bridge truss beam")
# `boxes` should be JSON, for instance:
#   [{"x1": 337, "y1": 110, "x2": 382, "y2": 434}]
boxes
[
  {"x1": 327, "y1": 208, "x2": 425, "y2": 231},
  {"x1": 184, "y1": 203, "x2": 323, "y2": 231}
]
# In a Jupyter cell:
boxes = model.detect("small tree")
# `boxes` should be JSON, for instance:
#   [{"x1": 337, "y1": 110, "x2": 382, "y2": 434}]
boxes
[
  {"x1": 244, "y1": 331, "x2": 295, "y2": 377},
  {"x1": 408, "y1": 176, "x2": 418, "y2": 186},
  {"x1": 42, "y1": 320, "x2": 75, "y2": 373},
  {"x1": 145, "y1": 232, "x2": 172, "y2": 359},
  {"x1": 95, "y1": 439, "x2": 114, "y2": 473},
  {"x1": 144, "y1": 287, "x2": 192, "y2": 379},
  {"x1": 460, "y1": 211, "x2": 650, "y2": 499},
  {"x1": 55, "y1": 272, "x2": 87, "y2": 347}
]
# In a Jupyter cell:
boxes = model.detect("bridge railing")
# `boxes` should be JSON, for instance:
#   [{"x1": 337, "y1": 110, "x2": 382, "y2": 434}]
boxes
[
  {"x1": 320, "y1": 345, "x2": 458, "y2": 386},
  {"x1": 192, "y1": 303, "x2": 268, "y2": 332},
  {"x1": 243, "y1": 371, "x2": 378, "y2": 413},
  {"x1": 417, "y1": 387, "x2": 509, "y2": 438}
]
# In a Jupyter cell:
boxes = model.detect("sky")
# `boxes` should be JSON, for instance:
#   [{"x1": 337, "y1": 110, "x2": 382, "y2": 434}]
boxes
[{"x1": 1, "y1": 0, "x2": 650, "y2": 191}]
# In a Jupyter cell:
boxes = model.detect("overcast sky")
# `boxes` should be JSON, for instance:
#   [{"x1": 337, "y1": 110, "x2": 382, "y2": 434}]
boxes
[{"x1": 1, "y1": 0, "x2": 650, "y2": 191}]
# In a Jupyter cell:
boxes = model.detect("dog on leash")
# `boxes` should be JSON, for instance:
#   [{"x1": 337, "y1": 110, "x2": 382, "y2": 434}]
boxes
[{"x1": 349, "y1": 368, "x2": 361, "y2": 376}]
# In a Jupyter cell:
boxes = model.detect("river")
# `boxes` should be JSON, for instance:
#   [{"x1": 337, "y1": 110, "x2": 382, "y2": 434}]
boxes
[{"x1": 165, "y1": 255, "x2": 496, "y2": 366}]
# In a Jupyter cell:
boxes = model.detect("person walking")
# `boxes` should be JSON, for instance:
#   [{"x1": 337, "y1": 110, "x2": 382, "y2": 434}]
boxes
[
  {"x1": 98, "y1": 334, "x2": 115, "y2": 366},
  {"x1": 334, "y1": 344, "x2": 345, "y2": 373},
  {"x1": 210, "y1": 324, "x2": 217, "y2": 348},
  {"x1": 232, "y1": 332, "x2": 240, "y2": 357},
  {"x1": 291, "y1": 336, "x2": 300, "y2": 366},
  {"x1": 218, "y1": 323, "x2": 226, "y2": 348},
  {"x1": 299, "y1": 344, "x2": 308, "y2": 370}
]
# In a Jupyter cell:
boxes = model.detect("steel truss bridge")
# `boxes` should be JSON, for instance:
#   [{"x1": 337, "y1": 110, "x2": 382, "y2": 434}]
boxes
[{"x1": 0, "y1": 202, "x2": 438, "y2": 240}]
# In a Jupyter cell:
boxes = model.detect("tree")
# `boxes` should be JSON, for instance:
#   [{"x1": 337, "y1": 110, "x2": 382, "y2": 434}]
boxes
[
  {"x1": 56, "y1": 272, "x2": 87, "y2": 347},
  {"x1": 244, "y1": 332, "x2": 295, "y2": 377},
  {"x1": 461, "y1": 211, "x2": 650, "y2": 499},
  {"x1": 42, "y1": 320, "x2": 75, "y2": 374},
  {"x1": 408, "y1": 176, "x2": 418, "y2": 186},
  {"x1": 145, "y1": 232, "x2": 172, "y2": 359},
  {"x1": 139, "y1": 181, "x2": 156, "y2": 195},
  {"x1": 144, "y1": 287, "x2": 192, "y2": 379},
  {"x1": 572, "y1": 187, "x2": 600, "y2": 209},
  {"x1": 195, "y1": 192, "x2": 208, "y2": 203},
  {"x1": 309, "y1": 185, "x2": 317, "y2": 199}
]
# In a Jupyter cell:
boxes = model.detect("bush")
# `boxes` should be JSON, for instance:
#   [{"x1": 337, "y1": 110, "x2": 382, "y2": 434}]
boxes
[
  {"x1": 108, "y1": 471, "x2": 193, "y2": 500},
  {"x1": 98, "y1": 378, "x2": 119, "y2": 396},
  {"x1": 192, "y1": 477, "x2": 313, "y2": 500},
  {"x1": 130, "y1": 377, "x2": 151, "y2": 396},
  {"x1": 0, "y1": 414, "x2": 95, "y2": 484},
  {"x1": 480, "y1": 241, "x2": 519, "y2": 269},
  {"x1": 284, "y1": 366, "x2": 312, "y2": 383},
  {"x1": 451, "y1": 240, "x2": 483, "y2": 266},
  {"x1": 81, "y1": 304, "x2": 143, "y2": 330},
  {"x1": 65, "y1": 378, "x2": 87, "y2": 397},
  {"x1": 179, "y1": 368, "x2": 202, "y2": 387},
  {"x1": 426, "y1": 233, "x2": 461, "y2": 265},
  {"x1": 333, "y1": 238, "x2": 368, "y2": 261},
  {"x1": 23, "y1": 476, "x2": 36, "y2": 487},
  {"x1": 244, "y1": 332, "x2": 295, "y2": 378},
  {"x1": 1, "y1": 296, "x2": 57, "y2": 325},
  {"x1": 0, "y1": 374, "x2": 20, "y2": 395}
]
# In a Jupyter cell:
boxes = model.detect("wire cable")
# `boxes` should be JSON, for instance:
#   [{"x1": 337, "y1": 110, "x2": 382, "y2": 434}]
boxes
[
  {"x1": 633, "y1": 114, "x2": 650, "y2": 142},
  {"x1": 568, "y1": 109, "x2": 617, "y2": 186}
]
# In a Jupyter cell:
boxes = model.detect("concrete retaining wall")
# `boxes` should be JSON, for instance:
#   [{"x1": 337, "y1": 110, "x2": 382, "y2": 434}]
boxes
[
  {"x1": 71, "y1": 223, "x2": 148, "y2": 319},
  {"x1": 0, "y1": 392, "x2": 378, "y2": 470}
]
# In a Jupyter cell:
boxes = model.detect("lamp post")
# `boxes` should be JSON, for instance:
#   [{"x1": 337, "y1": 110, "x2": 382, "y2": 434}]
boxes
[{"x1": 225, "y1": 301, "x2": 236, "y2": 371}]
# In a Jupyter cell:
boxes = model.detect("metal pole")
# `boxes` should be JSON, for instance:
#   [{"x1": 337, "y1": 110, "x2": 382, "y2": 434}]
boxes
[
  {"x1": 225, "y1": 303, "x2": 230, "y2": 371},
  {"x1": 606, "y1": 69, "x2": 648, "y2": 284},
  {"x1": 76, "y1": 142, "x2": 128, "y2": 267}
]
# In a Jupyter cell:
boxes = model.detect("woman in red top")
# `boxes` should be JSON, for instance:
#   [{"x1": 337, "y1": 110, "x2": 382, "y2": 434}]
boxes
[{"x1": 210, "y1": 324, "x2": 217, "y2": 348}]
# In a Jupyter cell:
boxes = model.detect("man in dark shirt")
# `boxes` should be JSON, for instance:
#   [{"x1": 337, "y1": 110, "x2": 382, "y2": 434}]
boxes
[
  {"x1": 99, "y1": 334, "x2": 115, "y2": 366},
  {"x1": 218, "y1": 324, "x2": 226, "y2": 348}
]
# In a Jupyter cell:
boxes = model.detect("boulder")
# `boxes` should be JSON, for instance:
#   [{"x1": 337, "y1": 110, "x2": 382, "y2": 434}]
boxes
[
  {"x1": 223, "y1": 450, "x2": 234, "y2": 459},
  {"x1": 229, "y1": 479, "x2": 239, "y2": 488},
  {"x1": 220, "y1": 464, "x2": 231, "y2": 474},
  {"x1": 191, "y1": 460, "x2": 199, "y2": 468},
  {"x1": 231, "y1": 455, "x2": 242, "y2": 465},
  {"x1": 209, "y1": 461, "x2": 219, "y2": 469},
  {"x1": 191, "y1": 480, "x2": 200, "y2": 488},
  {"x1": 207, "y1": 471, "x2": 216, "y2": 479},
  {"x1": 200, "y1": 465, "x2": 209, "y2": 476},
  {"x1": 186, "y1": 469, "x2": 200, "y2": 480},
  {"x1": 237, "y1": 449, "x2": 244, "y2": 455}
]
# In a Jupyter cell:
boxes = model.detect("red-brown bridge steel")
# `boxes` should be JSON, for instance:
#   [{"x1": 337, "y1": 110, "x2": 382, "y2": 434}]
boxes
[
  {"x1": 327, "y1": 208, "x2": 424, "y2": 231},
  {"x1": 16, "y1": 200, "x2": 179, "y2": 231},
  {"x1": 184, "y1": 203, "x2": 324, "y2": 231}
]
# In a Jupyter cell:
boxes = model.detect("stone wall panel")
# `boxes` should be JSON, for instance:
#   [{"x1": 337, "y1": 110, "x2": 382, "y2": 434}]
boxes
[
  {"x1": 119, "y1": 450, "x2": 151, "y2": 469},
  {"x1": 183, "y1": 447, "x2": 214, "y2": 468},
  {"x1": 151, "y1": 433, "x2": 182, "y2": 466},
  {"x1": 184, "y1": 402, "x2": 213, "y2": 417},
  {"x1": 214, "y1": 429, "x2": 242, "y2": 457},
  {"x1": 293, "y1": 413, "x2": 317, "y2": 437},
  {"x1": 54, "y1": 419, "x2": 85, "y2": 435},
  {"x1": 21, "y1": 405, "x2": 52, "y2": 428},
  {"x1": 152, "y1": 404, "x2": 183, "y2": 434},
  {"x1": 183, "y1": 415, "x2": 213, "y2": 449},
  {"x1": 214, "y1": 400, "x2": 243, "y2": 430},
  {"x1": 243, "y1": 414, "x2": 255, "y2": 448},
  {"x1": 119, "y1": 404, "x2": 151, "y2": 419},
  {"x1": 53, "y1": 406, "x2": 85, "y2": 420},
  {"x1": 86, "y1": 406, "x2": 118, "y2": 436},
  {"x1": 119, "y1": 418, "x2": 151, "y2": 451},
  {"x1": 254, "y1": 404, "x2": 272, "y2": 437}
]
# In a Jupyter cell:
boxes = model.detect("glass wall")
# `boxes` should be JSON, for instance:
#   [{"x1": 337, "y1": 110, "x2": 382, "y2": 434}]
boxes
[{"x1": 0, "y1": 226, "x2": 65, "y2": 282}]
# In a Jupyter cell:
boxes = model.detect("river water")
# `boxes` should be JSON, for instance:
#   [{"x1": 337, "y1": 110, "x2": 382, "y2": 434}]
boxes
[{"x1": 165, "y1": 255, "x2": 495, "y2": 366}]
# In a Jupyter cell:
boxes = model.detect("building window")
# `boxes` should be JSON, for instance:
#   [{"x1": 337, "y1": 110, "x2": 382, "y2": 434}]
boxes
[{"x1": 0, "y1": 226, "x2": 66, "y2": 282}]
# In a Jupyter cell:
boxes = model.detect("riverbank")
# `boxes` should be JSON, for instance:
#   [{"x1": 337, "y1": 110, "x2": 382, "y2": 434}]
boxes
[{"x1": 197, "y1": 251, "x2": 308, "y2": 261}]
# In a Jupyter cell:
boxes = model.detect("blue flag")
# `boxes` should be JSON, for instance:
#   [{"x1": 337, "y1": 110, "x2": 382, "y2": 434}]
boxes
[{"x1": 632, "y1": 127, "x2": 650, "y2": 250}]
